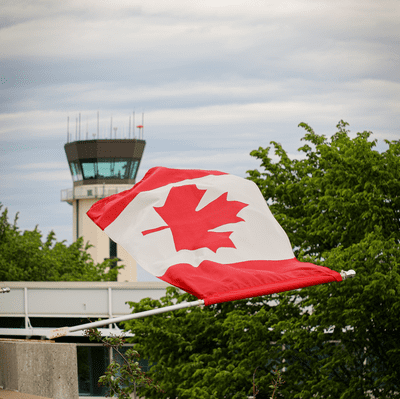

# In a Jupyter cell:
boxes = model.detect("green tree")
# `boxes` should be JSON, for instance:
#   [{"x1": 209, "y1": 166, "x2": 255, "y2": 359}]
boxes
[
  {"x1": 123, "y1": 287, "x2": 287, "y2": 399},
  {"x1": 247, "y1": 121, "x2": 400, "y2": 257},
  {"x1": 247, "y1": 121, "x2": 400, "y2": 398},
  {"x1": 121, "y1": 121, "x2": 399, "y2": 398},
  {"x1": 0, "y1": 204, "x2": 121, "y2": 281},
  {"x1": 85, "y1": 327, "x2": 164, "y2": 399},
  {"x1": 270, "y1": 233, "x2": 400, "y2": 398}
]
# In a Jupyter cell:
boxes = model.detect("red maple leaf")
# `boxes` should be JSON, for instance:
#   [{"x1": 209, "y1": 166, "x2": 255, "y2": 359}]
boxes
[{"x1": 142, "y1": 184, "x2": 248, "y2": 252}]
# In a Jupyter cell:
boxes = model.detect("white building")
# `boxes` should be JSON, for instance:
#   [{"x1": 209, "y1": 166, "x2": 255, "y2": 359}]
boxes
[{"x1": 0, "y1": 281, "x2": 170, "y2": 397}]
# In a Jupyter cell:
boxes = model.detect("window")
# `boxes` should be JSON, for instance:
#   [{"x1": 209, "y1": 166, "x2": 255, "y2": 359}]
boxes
[
  {"x1": 109, "y1": 239, "x2": 117, "y2": 258},
  {"x1": 76, "y1": 344, "x2": 149, "y2": 397},
  {"x1": 72, "y1": 158, "x2": 140, "y2": 181},
  {"x1": 77, "y1": 345, "x2": 109, "y2": 396},
  {"x1": 69, "y1": 162, "x2": 83, "y2": 181},
  {"x1": 81, "y1": 162, "x2": 96, "y2": 179}
]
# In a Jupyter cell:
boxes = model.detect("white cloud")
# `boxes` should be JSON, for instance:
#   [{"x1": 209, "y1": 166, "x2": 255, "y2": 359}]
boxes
[
  {"x1": 1, "y1": 0, "x2": 399, "y2": 248},
  {"x1": 2, "y1": 170, "x2": 71, "y2": 183},
  {"x1": 137, "y1": 148, "x2": 306, "y2": 182},
  {"x1": 0, "y1": 75, "x2": 398, "y2": 144},
  {"x1": 16, "y1": 162, "x2": 66, "y2": 170},
  {"x1": 144, "y1": 150, "x2": 254, "y2": 168},
  {"x1": 0, "y1": 110, "x2": 68, "y2": 138},
  {"x1": 25, "y1": 170, "x2": 71, "y2": 181},
  {"x1": 1, "y1": 0, "x2": 397, "y2": 67}
]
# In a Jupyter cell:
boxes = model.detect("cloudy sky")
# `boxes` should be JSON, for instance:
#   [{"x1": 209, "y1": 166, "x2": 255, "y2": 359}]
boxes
[{"x1": 1, "y1": 0, "x2": 399, "y2": 279}]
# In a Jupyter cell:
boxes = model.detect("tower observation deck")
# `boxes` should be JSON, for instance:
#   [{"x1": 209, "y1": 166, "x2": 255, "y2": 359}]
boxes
[
  {"x1": 61, "y1": 138, "x2": 145, "y2": 203},
  {"x1": 62, "y1": 124, "x2": 146, "y2": 282}
]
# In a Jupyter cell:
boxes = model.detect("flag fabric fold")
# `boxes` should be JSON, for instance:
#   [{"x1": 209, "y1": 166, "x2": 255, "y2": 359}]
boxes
[{"x1": 87, "y1": 167, "x2": 342, "y2": 305}]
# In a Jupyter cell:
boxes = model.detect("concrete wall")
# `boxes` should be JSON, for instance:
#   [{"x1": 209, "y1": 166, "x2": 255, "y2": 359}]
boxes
[
  {"x1": 0, "y1": 389, "x2": 52, "y2": 398},
  {"x1": 0, "y1": 339, "x2": 78, "y2": 399}
]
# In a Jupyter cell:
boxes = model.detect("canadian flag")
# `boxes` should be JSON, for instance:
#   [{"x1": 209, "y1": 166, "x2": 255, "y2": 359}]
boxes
[{"x1": 88, "y1": 167, "x2": 342, "y2": 305}]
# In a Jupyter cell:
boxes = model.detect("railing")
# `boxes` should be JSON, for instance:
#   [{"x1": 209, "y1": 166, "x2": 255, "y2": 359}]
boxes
[{"x1": 61, "y1": 185, "x2": 132, "y2": 202}]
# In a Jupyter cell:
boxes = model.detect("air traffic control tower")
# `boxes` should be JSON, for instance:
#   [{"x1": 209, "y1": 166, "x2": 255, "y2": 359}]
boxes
[{"x1": 61, "y1": 118, "x2": 145, "y2": 282}]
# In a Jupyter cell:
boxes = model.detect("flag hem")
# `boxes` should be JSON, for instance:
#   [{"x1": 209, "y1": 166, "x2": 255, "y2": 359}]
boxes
[
  {"x1": 158, "y1": 258, "x2": 343, "y2": 306},
  {"x1": 201, "y1": 273, "x2": 342, "y2": 305}
]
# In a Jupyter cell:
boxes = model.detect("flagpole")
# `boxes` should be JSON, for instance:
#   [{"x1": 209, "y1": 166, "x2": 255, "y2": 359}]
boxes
[
  {"x1": 48, "y1": 270, "x2": 354, "y2": 339},
  {"x1": 47, "y1": 299, "x2": 205, "y2": 339},
  {"x1": 340, "y1": 269, "x2": 356, "y2": 280}
]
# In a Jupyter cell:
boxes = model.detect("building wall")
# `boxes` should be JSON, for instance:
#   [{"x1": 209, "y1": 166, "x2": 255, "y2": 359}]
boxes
[{"x1": 72, "y1": 192, "x2": 137, "y2": 282}]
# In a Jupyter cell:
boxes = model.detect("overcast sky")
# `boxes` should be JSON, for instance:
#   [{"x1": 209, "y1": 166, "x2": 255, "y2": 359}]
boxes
[{"x1": 1, "y1": 0, "x2": 399, "y2": 279}]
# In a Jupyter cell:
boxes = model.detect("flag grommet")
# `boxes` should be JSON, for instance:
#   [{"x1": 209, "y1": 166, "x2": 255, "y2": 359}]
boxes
[{"x1": 340, "y1": 270, "x2": 356, "y2": 280}]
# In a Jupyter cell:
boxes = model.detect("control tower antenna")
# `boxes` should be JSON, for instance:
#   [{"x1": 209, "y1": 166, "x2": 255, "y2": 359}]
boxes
[
  {"x1": 133, "y1": 111, "x2": 135, "y2": 139},
  {"x1": 136, "y1": 113, "x2": 144, "y2": 139},
  {"x1": 142, "y1": 113, "x2": 144, "y2": 139}
]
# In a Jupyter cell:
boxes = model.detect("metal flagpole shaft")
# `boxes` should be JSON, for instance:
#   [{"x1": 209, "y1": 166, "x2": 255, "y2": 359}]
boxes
[
  {"x1": 48, "y1": 271, "x2": 354, "y2": 339},
  {"x1": 48, "y1": 299, "x2": 205, "y2": 339}
]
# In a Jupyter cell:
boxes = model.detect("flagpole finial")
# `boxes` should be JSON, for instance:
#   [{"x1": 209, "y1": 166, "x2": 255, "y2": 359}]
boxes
[{"x1": 340, "y1": 269, "x2": 356, "y2": 280}]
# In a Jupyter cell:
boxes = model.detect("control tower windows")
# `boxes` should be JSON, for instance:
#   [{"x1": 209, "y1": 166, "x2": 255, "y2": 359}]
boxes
[
  {"x1": 69, "y1": 161, "x2": 83, "y2": 182},
  {"x1": 97, "y1": 160, "x2": 127, "y2": 179},
  {"x1": 82, "y1": 162, "x2": 96, "y2": 179},
  {"x1": 69, "y1": 159, "x2": 139, "y2": 182}
]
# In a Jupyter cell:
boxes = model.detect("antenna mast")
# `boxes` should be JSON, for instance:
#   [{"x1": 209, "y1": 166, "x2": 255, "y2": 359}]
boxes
[
  {"x1": 110, "y1": 116, "x2": 113, "y2": 139},
  {"x1": 142, "y1": 113, "x2": 144, "y2": 139},
  {"x1": 133, "y1": 111, "x2": 135, "y2": 139}
]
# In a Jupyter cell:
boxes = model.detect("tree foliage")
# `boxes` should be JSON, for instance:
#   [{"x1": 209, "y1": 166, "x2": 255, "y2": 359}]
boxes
[
  {"x1": 86, "y1": 327, "x2": 163, "y2": 398},
  {"x1": 272, "y1": 232, "x2": 400, "y2": 398},
  {"x1": 0, "y1": 204, "x2": 120, "y2": 281},
  {"x1": 124, "y1": 287, "x2": 287, "y2": 399},
  {"x1": 247, "y1": 121, "x2": 400, "y2": 257},
  {"x1": 248, "y1": 121, "x2": 400, "y2": 397},
  {"x1": 123, "y1": 121, "x2": 400, "y2": 398}
]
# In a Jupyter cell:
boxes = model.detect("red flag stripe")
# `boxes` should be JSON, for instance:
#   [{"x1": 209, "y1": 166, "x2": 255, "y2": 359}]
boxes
[
  {"x1": 87, "y1": 167, "x2": 227, "y2": 230},
  {"x1": 159, "y1": 258, "x2": 342, "y2": 305}
]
